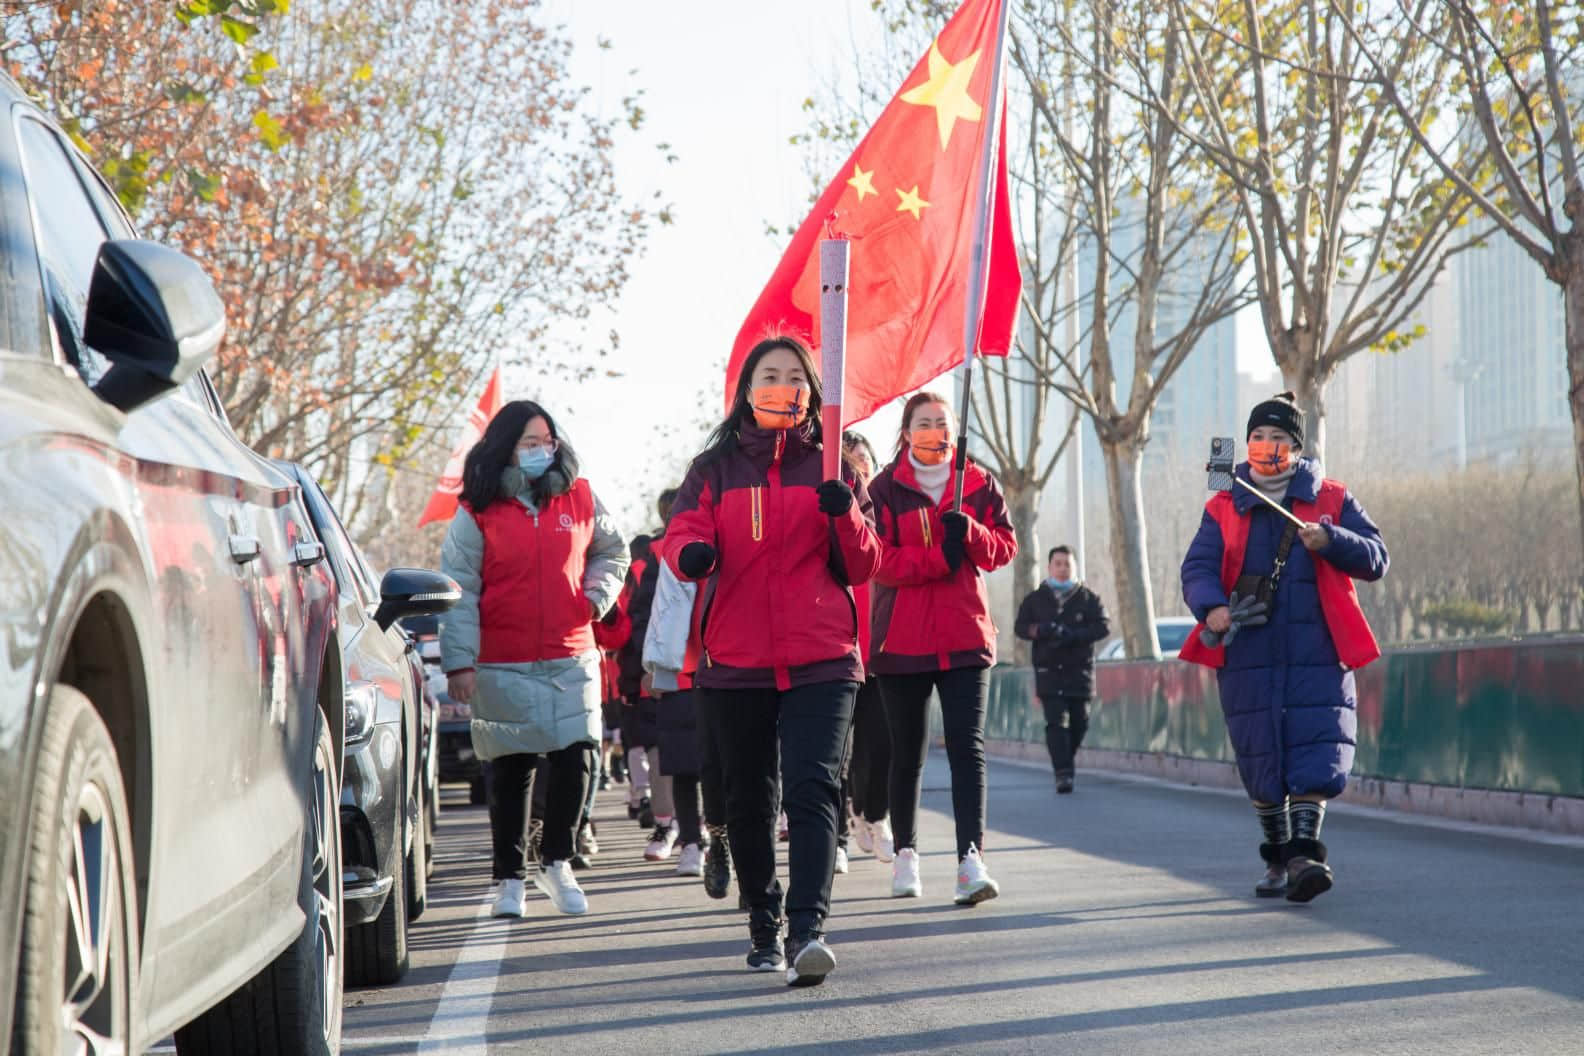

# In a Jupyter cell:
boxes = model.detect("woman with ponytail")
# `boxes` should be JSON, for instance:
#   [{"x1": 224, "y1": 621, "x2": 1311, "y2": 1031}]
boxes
[{"x1": 867, "y1": 392, "x2": 1017, "y2": 906}]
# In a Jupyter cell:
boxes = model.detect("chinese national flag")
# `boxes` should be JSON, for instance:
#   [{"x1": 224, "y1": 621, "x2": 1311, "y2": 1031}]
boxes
[
  {"x1": 728, "y1": 0, "x2": 1020, "y2": 425},
  {"x1": 418, "y1": 368, "x2": 502, "y2": 527}
]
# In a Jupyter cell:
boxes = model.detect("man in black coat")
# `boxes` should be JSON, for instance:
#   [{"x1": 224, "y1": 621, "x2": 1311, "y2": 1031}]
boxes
[{"x1": 1015, "y1": 546, "x2": 1110, "y2": 793}]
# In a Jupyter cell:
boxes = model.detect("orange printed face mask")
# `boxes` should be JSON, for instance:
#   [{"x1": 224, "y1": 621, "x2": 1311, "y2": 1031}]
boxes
[
  {"x1": 1247, "y1": 439, "x2": 1294, "y2": 476},
  {"x1": 750, "y1": 385, "x2": 810, "y2": 431},
  {"x1": 910, "y1": 427, "x2": 952, "y2": 466}
]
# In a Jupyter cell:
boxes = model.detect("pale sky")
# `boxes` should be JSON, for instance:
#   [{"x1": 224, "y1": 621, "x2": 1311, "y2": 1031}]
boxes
[{"x1": 521, "y1": 1, "x2": 1275, "y2": 533}]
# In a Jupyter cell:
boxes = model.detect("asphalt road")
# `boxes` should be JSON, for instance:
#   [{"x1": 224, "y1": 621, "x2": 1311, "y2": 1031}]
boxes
[{"x1": 338, "y1": 755, "x2": 1584, "y2": 1055}]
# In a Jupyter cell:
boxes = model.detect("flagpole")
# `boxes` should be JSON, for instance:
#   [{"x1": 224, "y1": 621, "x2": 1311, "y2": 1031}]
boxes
[
  {"x1": 819, "y1": 238, "x2": 851, "y2": 483},
  {"x1": 953, "y1": 0, "x2": 1012, "y2": 509}
]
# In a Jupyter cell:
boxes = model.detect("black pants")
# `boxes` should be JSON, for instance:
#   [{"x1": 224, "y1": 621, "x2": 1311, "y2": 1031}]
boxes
[
  {"x1": 703, "y1": 681, "x2": 857, "y2": 939},
  {"x1": 673, "y1": 774, "x2": 703, "y2": 845},
  {"x1": 490, "y1": 744, "x2": 593, "y2": 880},
  {"x1": 695, "y1": 691, "x2": 727, "y2": 829},
  {"x1": 880, "y1": 666, "x2": 990, "y2": 861},
  {"x1": 1041, "y1": 695, "x2": 1090, "y2": 778},
  {"x1": 847, "y1": 678, "x2": 890, "y2": 823}
]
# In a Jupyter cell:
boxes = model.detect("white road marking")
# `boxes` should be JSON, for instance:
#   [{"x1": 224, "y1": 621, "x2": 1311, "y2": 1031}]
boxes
[{"x1": 410, "y1": 894, "x2": 514, "y2": 1054}]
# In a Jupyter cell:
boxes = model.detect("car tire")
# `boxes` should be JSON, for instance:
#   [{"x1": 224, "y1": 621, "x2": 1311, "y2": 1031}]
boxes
[
  {"x1": 344, "y1": 791, "x2": 409, "y2": 987},
  {"x1": 407, "y1": 782, "x2": 429, "y2": 923},
  {"x1": 175, "y1": 704, "x2": 343, "y2": 1054},
  {"x1": 12, "y1": 684, "x2": 137, "y2": 1055}
]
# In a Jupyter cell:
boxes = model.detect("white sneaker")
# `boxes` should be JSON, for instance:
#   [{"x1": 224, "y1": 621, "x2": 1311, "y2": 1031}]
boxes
[
  {"x1": 675, "y1": 842, "x2": 703, "y2": 877},
  {"x1": 892, "y1": 847, "x2": 922, "y2": 898},
  {"x1": 577, "y1": 822, "x2": 599, "y2": 857},
  {"x1": 872, "y1": 817, "x2": 895, "y2": 863},
  {"x1": 490, "y1": 877, "x2": 526, "y2": 918},
  {"x1": 954, "y1": 844, "x2": 1000, "y2": 905},
  {"x1": 833, "y1": 845, "x2": 850, "y2": 875},
  {"x1": 644, "y1": 821, "x2": 678, "y2": 861},
  {"x1": 534, "y1": 860, "x2": 588, "y2": 915},
  {"x1": 853, "y1": 817, "x2": 875, "y2": 854}
]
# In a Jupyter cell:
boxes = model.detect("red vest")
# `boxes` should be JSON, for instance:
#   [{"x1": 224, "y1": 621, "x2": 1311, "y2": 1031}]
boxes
[
  {"x1": 468, "y1": 479, "x2": 597, "y2": 664},
  {"x1": 1178, "y1": 479, "x2": 1380, "y2": 671}
]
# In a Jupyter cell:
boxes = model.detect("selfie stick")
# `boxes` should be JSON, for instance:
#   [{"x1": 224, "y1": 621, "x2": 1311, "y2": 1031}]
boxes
[
  {"x1": 819, "y1": 239, "x2": 849, "y2": 483},
  {"x1": 1234, "y1": 476, "x2": 1309, "y2": 529}
]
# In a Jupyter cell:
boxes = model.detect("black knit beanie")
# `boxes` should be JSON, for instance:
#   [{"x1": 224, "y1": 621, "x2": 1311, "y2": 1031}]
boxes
[{"x1": 1246, "y1": 391, "x2": 1304, "y2": 449}]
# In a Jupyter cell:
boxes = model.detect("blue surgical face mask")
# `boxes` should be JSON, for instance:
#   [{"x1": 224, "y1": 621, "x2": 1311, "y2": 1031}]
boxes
[
  {"x1": 517, "y1": 447, "x2": 554, "y2": 480},
  {"x1": 1047, "y1": 577, "x2": 1074, "y2": 591}
]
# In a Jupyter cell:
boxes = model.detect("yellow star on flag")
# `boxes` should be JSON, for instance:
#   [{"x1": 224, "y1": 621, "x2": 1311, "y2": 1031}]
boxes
[
  {"x1": 896, "y1": 184, "x2": 930, "y2": 220},
  {"x1": 847, "y1": 164, "x2": 877, "y2": 201},
  {"x1": 900, "y1": 37, "x2": 983, "y2": 150}
]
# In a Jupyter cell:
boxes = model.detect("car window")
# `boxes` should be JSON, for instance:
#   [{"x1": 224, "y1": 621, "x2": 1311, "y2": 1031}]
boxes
[
  {"x1": 1157, "y1": 623, "x2": 1193, "y2": 653},
  {"x1": 16, "y1": 117, "x2": 110, "y2": 381},
  {"x1": 304, "y1": 474, "x2": 380, "y2": 606}
]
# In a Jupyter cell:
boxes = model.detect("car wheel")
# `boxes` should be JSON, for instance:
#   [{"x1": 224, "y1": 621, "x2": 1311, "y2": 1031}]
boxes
[
  {"x1": 176, "y1": 704, "x2": 343, "y2": 1054},
  {"x1": 407, "y1": 779, "x2": 429, "y2": 923},
  {"x1": 344, "y1": 770, "x2": 409, "y2": 987},
  {"x1": 13, "y1": 684, "x2": 136, "y2": 1055}
]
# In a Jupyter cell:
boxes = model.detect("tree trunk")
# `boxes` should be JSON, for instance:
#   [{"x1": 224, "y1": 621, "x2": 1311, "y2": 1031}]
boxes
[
  {"x1": 1565, "y1": 261, "x2": 1584, "y2": 571},
  {"x1": 1281, "y1": 358, "x2": 1329, "y2": 467},
  {"x1": 1100, "y1": 436, "x2": 1160, "y2": 660},
  {"x1": 1002, "y1": 479, "x2": 1041, "y2": 664}
]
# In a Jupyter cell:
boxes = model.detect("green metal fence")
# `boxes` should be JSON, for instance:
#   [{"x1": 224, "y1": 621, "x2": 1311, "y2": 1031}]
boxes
[{"x1": 985, "y1": 635, "x2": 1584, "y2": 798}]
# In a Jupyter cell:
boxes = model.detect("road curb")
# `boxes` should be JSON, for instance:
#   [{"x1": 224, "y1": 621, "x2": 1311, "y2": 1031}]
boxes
[{"x1": 985, "y1": 739, "x2": 1584, "y2": 838}]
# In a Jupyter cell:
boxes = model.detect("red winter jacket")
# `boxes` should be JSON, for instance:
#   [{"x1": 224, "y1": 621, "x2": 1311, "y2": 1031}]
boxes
[
  {"x1": 867, "y1": 455, "x2": 1017, "y2": 674},
  {"x1": 660, "y1": 423, "x2": 882, "y2": 691}
]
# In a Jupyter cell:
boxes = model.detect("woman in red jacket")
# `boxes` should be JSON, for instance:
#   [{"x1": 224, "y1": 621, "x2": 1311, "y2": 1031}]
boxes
[
  {"x1": 662, "y1": 336, "x2": 881, "y2": 987},
  {"x1": 868, "y1": 391, "x2": 1017, "y2": 905}
]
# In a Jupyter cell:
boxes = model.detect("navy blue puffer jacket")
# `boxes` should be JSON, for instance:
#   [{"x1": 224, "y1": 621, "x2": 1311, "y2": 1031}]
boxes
[{"x1": 1180, "y1": 458, "x2": 1388, "y2": 803}]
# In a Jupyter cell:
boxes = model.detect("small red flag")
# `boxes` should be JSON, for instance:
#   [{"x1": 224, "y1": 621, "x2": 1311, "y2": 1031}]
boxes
[
  {"x1": 729, "y1": 0, "x2": 1020, "y2": 426},
  {"x1": 418, "y1": 368, "x2": 502, "y2": 527}
]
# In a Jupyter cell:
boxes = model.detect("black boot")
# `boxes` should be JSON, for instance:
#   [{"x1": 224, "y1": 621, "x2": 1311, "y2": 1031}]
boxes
[
  {"x1": 1285, "y1": 800, "x2": 1332, "y2": 903},
  {"x1": 703, "y1": 825, "x2": 731, "y2": 900},
  {"x1": 746, "y1": 908, "x2": 785, "y2": 972},
  {"x1": 1055, "y1": 769, "x2": 1075, "y2": 795},
  {"x1": 1253, "y1": 801, "x2": 1290, "y2": 897}
]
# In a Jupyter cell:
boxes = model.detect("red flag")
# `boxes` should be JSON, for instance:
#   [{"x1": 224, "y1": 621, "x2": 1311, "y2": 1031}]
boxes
[
  {"x1": 729, "y1": 0, "x2": 1020, "y2": 426},
  {"x1": 418, "y1": 368, "x2": 502, "y2": 527}
]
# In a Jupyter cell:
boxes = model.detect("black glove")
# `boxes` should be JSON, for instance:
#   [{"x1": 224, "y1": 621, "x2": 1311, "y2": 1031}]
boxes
[
  {"x1": 816, "y1": 479, "x2": 854, "y2": 517},
  {"x1": 677, "y1": 541, "x2": 717, "y2": 579},
  {"x1": 1043, "y1": 621, "x2": 1070, "y2": 642},
  {"x1": 942, "y1": 536, "x2": 965, "y2": 572},
  {"x1": 941, "y1": 510, "x2": 970, "y2": 543}
]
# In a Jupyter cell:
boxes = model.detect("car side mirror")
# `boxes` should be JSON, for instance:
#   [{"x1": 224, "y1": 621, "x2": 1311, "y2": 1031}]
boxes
[
  {"x1": 84, "y1": 239, "x2": 226, "y2": 412},
  {"x1": 373, "y1": 568, "x2": 461, "y2": 632}
]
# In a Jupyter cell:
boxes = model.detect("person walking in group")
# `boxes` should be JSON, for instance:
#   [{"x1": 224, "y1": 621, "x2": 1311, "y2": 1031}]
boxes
[
  {"x1": 868, "y1": 392, "x2": 1017, "y2": 905},
  {"x1": 662, "y1": 336, "x2": 881, "y2": 986},
  {"x1": 1016, "y1": 545, "x2": 1109, "y2": 794},
  {"x1": 440, "y1": 400, "x2": 629, "y2": 920},
  {"x1": 839, "y1": 431, "x2": 894, "y2": 865},
  {"x1": 1179, "y1": 392, "x2": 1388, "y2": 902}
]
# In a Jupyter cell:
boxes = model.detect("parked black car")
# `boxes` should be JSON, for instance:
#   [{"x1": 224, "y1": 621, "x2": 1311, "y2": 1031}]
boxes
[
  {"x1": 414, "y1": 613, "x2": 489, "y2": 805},
  {"x1": 275, "y1": 462, "x2": 457, "y2": 987},
  {"x1": 399, "y1": 612, "x2": 447, "y2": 831},
  {"x1": 0, "y1": 75, "x2": 344, "y2": 1052}
]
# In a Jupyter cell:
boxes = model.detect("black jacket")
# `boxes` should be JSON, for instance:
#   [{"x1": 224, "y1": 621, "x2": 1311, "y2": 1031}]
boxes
[
  {"x1": 617, "y1": 531, "x2": 662, "y2": 697},
  {"x1": 1014, "y1": 583, "x2": 1109, "y2": 699}
]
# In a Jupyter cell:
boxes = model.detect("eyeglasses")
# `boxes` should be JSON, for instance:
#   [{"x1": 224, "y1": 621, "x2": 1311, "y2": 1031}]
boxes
[{"x1": 519, "y1": 438, "x2": 558, "y2": 454}]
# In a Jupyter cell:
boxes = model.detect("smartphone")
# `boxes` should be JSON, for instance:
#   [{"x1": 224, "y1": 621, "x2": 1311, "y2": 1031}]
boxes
[{"x1": 1207, "y1": 436, "x2": 1235, "y2": 491}]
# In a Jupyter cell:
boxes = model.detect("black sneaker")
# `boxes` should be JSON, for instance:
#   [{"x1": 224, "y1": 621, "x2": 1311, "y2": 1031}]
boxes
[
  {"x1": 1055, "y1": 770, "x2": 1075, "y2": 794},
  {"x1": 746, "y1": 928, "x2": 785, "y2": 972},
  {"x1": 598, "y1": 774, "x2": 611, "y2": 791},
  {"x1": 784, "y1": 934, "x2": 836, "y2": 987},
  {"x1": 703, "y1": 837, "x2": 731, "y2": 900},
  {"x1": 637, "y1": 797, "x2": 654, "y2": 830}
]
